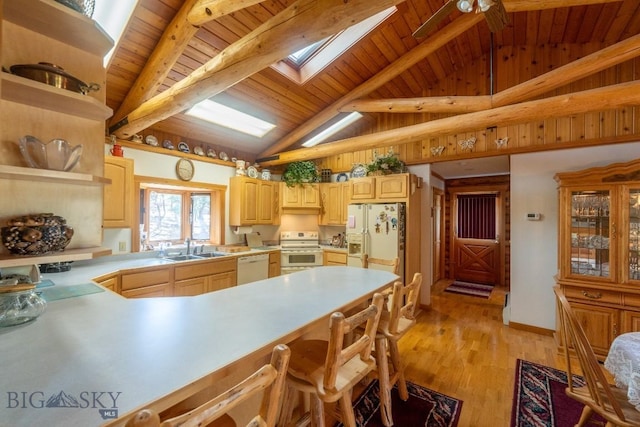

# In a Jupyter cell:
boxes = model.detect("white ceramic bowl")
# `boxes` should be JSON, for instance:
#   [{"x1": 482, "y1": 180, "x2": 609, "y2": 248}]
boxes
[{"x1": 19, "y1": 135, "x2": 83, "y2": 172}]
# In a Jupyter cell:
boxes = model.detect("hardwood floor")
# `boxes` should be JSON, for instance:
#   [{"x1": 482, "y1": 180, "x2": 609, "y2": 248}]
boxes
[{"x1": 398, "y1": 280, "x2": 564, "y2": 427}]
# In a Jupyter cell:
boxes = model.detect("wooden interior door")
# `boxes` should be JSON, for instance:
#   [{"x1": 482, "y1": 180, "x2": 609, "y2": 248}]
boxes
[
  {"x1": 432, "y1": 188, "x2": 443, "y2": 283},
  {"x1": 451, "y1": 192, "x2": 502, "y2": 285}
]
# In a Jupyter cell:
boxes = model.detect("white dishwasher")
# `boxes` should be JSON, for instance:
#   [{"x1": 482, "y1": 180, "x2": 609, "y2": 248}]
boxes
[{"x1": 236, "y1": 253, "x2": 269, "y2": 285}]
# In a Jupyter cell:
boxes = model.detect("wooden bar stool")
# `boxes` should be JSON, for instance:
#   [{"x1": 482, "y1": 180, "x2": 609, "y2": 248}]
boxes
[
  {"x1": 362, "y1": 254, "x2": 399, "y2": 275},
  {"x1": 279, "y1": 293, "x2": 385, "y2": 427},
  {"x1": 124, "y1": 344, "x2": 290, "y2": 427}
]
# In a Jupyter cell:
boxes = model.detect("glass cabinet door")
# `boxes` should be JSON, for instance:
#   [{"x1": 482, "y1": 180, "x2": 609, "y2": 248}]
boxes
[
  {"x1": 626, "y1": 187, "x2": 640, "y2": 282},
  {"x1": 569, "y1": 189, "x2": 611, "y2": 279}
]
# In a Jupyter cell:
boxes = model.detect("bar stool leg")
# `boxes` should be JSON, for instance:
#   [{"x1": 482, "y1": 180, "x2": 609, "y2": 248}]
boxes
[
  {"x1": 388, "y1": 340, "x2": 408, "y2": 401},
  {"x1": 338, "y1": 390, "x2": 357, "y2": 427},
  {"x1": 310, "y1": 394, "x2": 325, "y2": 427},
  {"x1": 375, "y1": 335, "x2": 393, "y2": 426}
]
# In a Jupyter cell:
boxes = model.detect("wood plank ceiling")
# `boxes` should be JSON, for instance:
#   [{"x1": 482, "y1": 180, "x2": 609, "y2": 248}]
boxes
[{"x1": 105, "y1": 0, "x2": 640, "y2": 165}]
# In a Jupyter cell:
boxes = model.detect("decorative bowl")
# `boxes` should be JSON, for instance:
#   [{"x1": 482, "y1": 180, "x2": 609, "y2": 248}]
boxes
[
  {"x1": 1, "y1": 213, "x2": 74, "y2": 256},
  {"x1": 0, "y1": 288, "x2": 47, "y2": 327},
  {"x1": 19, "y1": 135, "x2": 83, "y2": 172}
]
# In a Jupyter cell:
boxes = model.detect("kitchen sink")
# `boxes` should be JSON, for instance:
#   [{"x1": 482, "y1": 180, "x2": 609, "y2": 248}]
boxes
[
  {"x1": 164, "y1": 254, "x2": 204, "y2": 261},
  {"x1": 196, "y1": 252, "x2": 227, "y2": 258}
]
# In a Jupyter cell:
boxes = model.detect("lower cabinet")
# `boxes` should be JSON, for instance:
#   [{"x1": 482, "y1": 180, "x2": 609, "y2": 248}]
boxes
[
  {"x1": 269, "y1": 251, "x2": 281, "y2": 277},
  {"x1": 323, "y1": 249, "x2": 347, "y2": 266},
  {"x1": 93, "y1": 273, "x2": 119, "y2": 293},
  {"x1": 120, "y1": 267, "x2": 173, "y2": 299},
  {"x1": 174, "y1": 258, "x2": 237, "y2": 296}
]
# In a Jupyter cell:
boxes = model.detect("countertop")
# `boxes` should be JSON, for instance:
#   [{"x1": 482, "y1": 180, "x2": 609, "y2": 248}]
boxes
[{"x1": 0, "y1": 266, "x2": 396, "y2": 427}]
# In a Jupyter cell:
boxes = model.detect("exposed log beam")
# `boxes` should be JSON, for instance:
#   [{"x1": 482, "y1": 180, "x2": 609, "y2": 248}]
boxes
[
  {"x1": 341, "y1": 33, "x2": 640, "y2": 114},
  {"x1": 258, "y1": 12, "x2": 485, "y2": 158},
  {"x1": 493, "y1": 32, "x2": 640, "y2": 107},
  {"x1": 340, "y1": 96, "x2": 492, "y2": 114},
  {"x1": 261, "y1": 0, "x2": 622, "y2": 158},
  {"x1": 187, "y1": 0, "x2": 265, "y2": 26},
  {"x1": 110, "y1": 0, "x2": 201, "y2": 126},
  {"x1": 502, "y1": 0, "x2": 623, "y2": 13},
  {"x1": 110, "y1": 0, "x2": 405, "y2": 139},
  {"x1": 258, "y1": 80, "x2": 640, "y2": 166}
]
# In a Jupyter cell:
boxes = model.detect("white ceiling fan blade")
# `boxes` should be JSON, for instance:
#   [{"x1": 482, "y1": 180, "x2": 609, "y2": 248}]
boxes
[{"x1": 412, "y1": 0, "x2": 457, "y2": 38}]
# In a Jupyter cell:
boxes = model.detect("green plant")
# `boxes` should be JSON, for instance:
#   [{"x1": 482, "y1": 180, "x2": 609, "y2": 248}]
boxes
[
  {"x1": 366, "y1": 149, "x2": 406, "y2": 175},
  {"x1": 282, "y1": 161, "x2": 320, "y2": 187}
]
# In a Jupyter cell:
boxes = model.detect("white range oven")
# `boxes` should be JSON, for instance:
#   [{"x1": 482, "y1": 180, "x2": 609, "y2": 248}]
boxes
[{"x1": 280, "y1": 231, "x2": 323, "y2": 274}]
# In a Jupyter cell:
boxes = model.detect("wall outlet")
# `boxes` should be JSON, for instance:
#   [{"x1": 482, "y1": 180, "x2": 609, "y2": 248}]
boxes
[{"x1": 119, "y1": 241, "x2": 126, "y2": 251}]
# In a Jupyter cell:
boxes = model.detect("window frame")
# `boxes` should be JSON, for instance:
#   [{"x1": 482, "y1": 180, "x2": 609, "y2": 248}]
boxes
[{"x1": 133, "y1": 175, "x2": 226, "y2": 252}]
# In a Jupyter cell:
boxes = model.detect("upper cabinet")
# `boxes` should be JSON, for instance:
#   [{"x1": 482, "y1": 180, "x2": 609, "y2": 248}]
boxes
[
  {"x1": 103, "y1": 157, "x2": 134, "y2": 228},
  {"x1": 229, "y1": 176, "x2": 279, "y2": 226},
  {"x1": 555, "y1": 159, "x2": 640, "y2": 358},
  {"x1": 349, "y1": 174, "x2": 412, "y2": 203},
  {"x1": 0, "y1": 0, "x2": 113, "y2": 267},
  {"x1": 281, "y1": 183, "x2": 321, "y2": 212},
  {"x1": 319, "y1": 182, "x2": 349, "y2": 225}
]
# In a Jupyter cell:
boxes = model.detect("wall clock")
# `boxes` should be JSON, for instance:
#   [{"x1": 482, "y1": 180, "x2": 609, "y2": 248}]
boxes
[{"x1": 176, "y1": 158, "x2": 195, "y2": 181}]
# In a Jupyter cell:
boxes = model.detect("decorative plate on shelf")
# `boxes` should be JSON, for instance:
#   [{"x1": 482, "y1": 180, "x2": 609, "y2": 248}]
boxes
[
  {"x1": 337, "y1": 173, "x2": 349, "y2": 182},
  {"x1": 247, "y1": 166, "x2": 259, "y2": 179},
  {"x1": 145, "y1": 135, "x2": 159, "y2": 146},
  {"x1": 162, "y1": 139, "x2": 174, "y2": 150},
  {"x1": 350, "y1": 164, "x2": 367, "y2": 178},
  {"x1": 219, "y1": 151, "x2": 229, "y2": 161},
  {"x1": 194, "y1": 146, "x2": 204, "y2": 156},
  {"x1": 207, "y1": 148, "x2": 217, "y2": 158},
  {"x1": 177, "y1": 142, "x2": 190, "y2": 153}
]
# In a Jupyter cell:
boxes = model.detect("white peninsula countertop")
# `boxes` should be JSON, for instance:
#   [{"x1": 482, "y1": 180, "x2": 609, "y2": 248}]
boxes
[{"x1": 0, "y1": 266, "x2": 396, "y2": 427}]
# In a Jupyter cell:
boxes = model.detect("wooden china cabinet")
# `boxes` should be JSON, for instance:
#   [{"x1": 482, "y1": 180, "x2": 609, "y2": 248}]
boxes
[{"x1": 555, "y1": 158, "x2": 640, "y2": 360}]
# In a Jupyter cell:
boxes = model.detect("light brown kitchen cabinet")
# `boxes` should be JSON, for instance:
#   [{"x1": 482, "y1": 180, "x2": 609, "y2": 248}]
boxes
[
  {"x1": 323, "y1": 249, "x2": 347, "y2": 266},
  {"x1": 350, "y1": 177, "x2": 376, "y2": 200},
  {"x1": 229, "y1": 176, "x2": 279, "y2": 226},
  {"x1": 269, "y1": 251, "x2": 281, "y2": 277},
  {"x1": 103, "y1": 157, "x2": 134, "y2": 228},
  {"x1": 555, "y1": 158, "x2": 640, "y2": 360},
  {"x1": 174, "y1": 258, "x2": 237, "y2": 296},
  {"x1": 0, "y1": 0, "x2": 113, "y2": 267},
  {"x1": 319, "y1": 183, "x2": 349, "y2": 225},
  {"x1": 93, "y1": 273, "x2": 119, "y2": 293},
  {"x1": 121, "y1": 266, "x2": 173, "y2": 299},
  {"x1": 281, "y1": 183, "x2": 321, "y2": 210},
  {"x1": 376, "y1": 174, "x2": 408, "y2": 199}
]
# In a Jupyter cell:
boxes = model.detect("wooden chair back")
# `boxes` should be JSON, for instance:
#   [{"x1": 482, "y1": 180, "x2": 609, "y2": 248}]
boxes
[
  {"x1": 387, "y1": 272, "x2": 422, "y2": 335},
  {"x1": 553, "y1": 287, "x2": 637, "y2": 425},
  {"x1": 362, "y1": 254, "x2": 399, "y2": 275},
  {"x1": 323, "y1": 293, "x2": 384, "y2": 390},
  {"x1": 124, "y1": 344, "x2": 291, "y2": 427}
]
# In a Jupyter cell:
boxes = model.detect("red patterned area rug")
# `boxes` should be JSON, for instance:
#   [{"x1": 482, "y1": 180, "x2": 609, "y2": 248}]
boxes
[
  {"x1": 335, "y1": 380, "x2": 462, "y2": 427},
  {"x1": 511, "y1": 359, "x2": 605, "y2": 426},
  {"x1": 444, "y1": 281, "x2": 494, "y2": 298}
]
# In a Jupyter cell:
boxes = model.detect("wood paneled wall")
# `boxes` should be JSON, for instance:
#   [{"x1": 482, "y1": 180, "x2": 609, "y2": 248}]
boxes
[{"x1": 316, "y1": 42, "x2": 640, "y2": 173}]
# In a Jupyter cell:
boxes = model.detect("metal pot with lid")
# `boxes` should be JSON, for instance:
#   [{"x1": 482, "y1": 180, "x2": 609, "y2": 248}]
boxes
[{"x1": 9, "y1": 62, "x2": 100, "y2": 95}]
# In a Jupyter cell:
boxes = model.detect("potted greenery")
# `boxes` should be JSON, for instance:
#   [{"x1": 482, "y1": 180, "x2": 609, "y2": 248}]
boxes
[
  {"x1": 366, "y1": 149, "x2": 406, "y2": 175},
  {"x1": 282, "y1": 161, "x2": 320, "y2": 187}
]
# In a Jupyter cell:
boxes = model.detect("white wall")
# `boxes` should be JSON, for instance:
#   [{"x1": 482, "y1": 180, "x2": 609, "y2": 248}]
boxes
[{"x1": 510, "y1": 141, "x2": 640, "y2": 330}]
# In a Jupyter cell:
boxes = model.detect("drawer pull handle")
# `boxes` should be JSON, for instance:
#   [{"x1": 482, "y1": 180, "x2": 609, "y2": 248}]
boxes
[{"x1": 582, "y1": 290, "x2": 602, "y2": 299}]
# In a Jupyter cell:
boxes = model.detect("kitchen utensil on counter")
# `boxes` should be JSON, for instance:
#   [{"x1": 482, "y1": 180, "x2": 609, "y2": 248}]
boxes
[
  {"x1": 19, "y1": 135, "x2": 83, "y2": 171},
  {"x1": 331, "y1": 233, "x2": 344, "y2": 248},
  {"x1": 0, "y1": 285, "x2": 47, "y2": 327},
  {"x1": 246, "y1": 232, "x2": 264, "y2": 248},
  {"x1": 10, "y1": 63, "x2": 100, "y2": 95},
  {"x1": 1, "y1": 213, "x2": 74, "y2": 256}
]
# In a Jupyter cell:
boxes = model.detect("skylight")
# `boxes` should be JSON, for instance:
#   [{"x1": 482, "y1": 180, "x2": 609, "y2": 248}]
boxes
[
  {"x1": 302, "y1": 112, "x2": 363, "y2": 147},
  {"x1": 273, "y1": 6, "x2": 397, "y2": 85},
  {"x1": 93, "y1": 0, "x2": 139, "y2": 66},
  {"x1": 185, "y1": 100, "x2": 276, "y2": 138}
]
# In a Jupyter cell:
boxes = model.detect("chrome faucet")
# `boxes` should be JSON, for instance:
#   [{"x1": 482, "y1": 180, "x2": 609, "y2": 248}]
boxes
[{"x1": 185, "y1": 238, "x2": 191, "y2": 255}]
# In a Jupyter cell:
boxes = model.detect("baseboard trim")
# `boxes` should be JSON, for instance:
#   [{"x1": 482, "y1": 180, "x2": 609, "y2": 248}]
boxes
[{"x1": 509, "y1": 321, "x2": 555, "y2": 336}]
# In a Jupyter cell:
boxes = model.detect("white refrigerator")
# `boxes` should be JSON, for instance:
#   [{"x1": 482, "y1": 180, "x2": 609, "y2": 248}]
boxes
[{"x1": 346, "y1": 202, "x2": 405, "y2": 283}]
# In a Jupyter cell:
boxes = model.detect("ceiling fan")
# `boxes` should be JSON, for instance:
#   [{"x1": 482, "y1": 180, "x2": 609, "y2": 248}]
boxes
[{"x1": 413, "y1": 0, "x2": 509, "y2": 38}]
